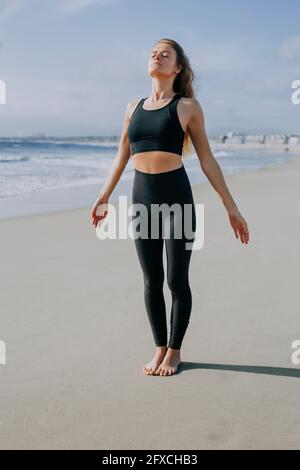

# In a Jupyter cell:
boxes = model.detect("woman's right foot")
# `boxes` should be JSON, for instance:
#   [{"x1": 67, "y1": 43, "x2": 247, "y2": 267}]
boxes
[
  {"x1": 155, "y1": 348, "x2": 181, "y2": 376},
  {"x1": 142, "y1": 347, "x2": 167, "y2": 375}
]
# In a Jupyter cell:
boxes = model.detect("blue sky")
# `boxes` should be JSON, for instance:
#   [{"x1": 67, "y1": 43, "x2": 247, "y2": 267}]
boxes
[{"x1": 0, "y1": 0, "x2": 299, "y2": 137}]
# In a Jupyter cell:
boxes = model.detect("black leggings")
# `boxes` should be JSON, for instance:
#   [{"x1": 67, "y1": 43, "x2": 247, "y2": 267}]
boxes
[{"x1": 132, "y1": 164, "x2": 196, "y2": 350}]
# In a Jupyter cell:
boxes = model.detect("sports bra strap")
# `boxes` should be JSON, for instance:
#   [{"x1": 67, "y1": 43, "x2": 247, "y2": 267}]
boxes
[
  {"x1": 130, "y1": 97, "x2": 145, "y2": 121},
  {"x1": 169, "y1": 93, "x2": 181, "y2": 120}
]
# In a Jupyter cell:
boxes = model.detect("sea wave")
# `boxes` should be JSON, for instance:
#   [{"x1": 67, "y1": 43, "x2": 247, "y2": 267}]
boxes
[{"x1": 0, "y1": 155, "x2": 30, "y2": 163}]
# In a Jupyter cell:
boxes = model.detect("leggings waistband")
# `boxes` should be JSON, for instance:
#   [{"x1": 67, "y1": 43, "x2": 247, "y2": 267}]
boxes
[
  {"x1": 134, "y1": 165, "x2": 184, "y2": 177},
  {"x1": 132, "y1": 164, "x2": 193, "y2": 202}
]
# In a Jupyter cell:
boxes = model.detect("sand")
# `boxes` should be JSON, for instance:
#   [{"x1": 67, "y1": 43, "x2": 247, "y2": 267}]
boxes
[{"x1": 1, "y1": 153, "x2": 300, "y2": 450}]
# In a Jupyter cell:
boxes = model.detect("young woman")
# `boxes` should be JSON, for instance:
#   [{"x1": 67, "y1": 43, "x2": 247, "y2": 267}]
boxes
[{"x1": 91, "y1": 38, "x2": 249, "y2": 377}]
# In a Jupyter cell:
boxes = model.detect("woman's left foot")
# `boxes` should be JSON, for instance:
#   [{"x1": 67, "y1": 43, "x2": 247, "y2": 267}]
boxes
[
  {"x1": 143, "y1": 347, "x2": 167, "y2": 375},
  {"x1": 155, "y1": 348, "x2": 181, "y2": 376}
]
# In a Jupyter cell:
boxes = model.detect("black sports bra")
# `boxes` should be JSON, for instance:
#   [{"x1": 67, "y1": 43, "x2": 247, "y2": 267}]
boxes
[{"x1": 127, "y1": 93, "x2": 185, "y2": 157}]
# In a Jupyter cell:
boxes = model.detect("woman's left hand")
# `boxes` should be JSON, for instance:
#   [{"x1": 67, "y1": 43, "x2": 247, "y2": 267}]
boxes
[{"x1": 228, "y1": 209, "x2": 249, "y2": 244}]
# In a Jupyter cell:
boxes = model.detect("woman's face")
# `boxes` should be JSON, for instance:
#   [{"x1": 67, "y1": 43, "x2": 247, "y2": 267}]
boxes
[{"x1": 148, "y1": 43, "x2": 181, "y2": 78}]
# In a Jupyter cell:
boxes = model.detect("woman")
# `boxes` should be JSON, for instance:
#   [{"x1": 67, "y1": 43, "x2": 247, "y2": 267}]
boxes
[{"x1": 91, "y1": 38, "x2": 249, "y2": 377}]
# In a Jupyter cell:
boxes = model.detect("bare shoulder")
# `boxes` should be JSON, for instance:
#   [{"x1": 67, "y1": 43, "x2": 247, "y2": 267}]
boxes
[
  {"x1": 179, "y1": 96, "x2": 203, "y2": 116},
  {"x1": 177, "y1": 97, "x2": 204, "y2": 132},
  {"x1": 126, "y1": 96, "x2": 142, "y2": 120},
  {"x1": 120, "y1": 97, "x2": 142, "y2": 138}
]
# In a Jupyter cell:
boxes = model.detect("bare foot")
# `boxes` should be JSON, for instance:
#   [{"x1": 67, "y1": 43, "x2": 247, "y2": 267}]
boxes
[
  {"x1": 142, "y1": 347, "x2": 167, "y2": 375},
  {"x1": 155, "y1": 348, "x2": 181, "y2": 376}
]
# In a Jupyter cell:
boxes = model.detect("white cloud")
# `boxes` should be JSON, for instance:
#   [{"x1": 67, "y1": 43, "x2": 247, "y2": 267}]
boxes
[
  {"x1": 168, "y1": 27, "x2": 255, "y2": 73},
  {"x1": 0, "y1": 0, "x2": 26, "y2": 21},
  {"x1": 197, "y1": 43, "x2": 251, "y2": 72},
  {"x1": 0, "y1": 0, "x2": 122, "y2": 21},
  {"x1": 245, "y1": 78, "x2": 288, "y2": 92},
  {"x1": 278, "y1": 35, "x2": 300, "y2": 60},
  {"x1": 61, "y1": 0, "x2": 122, "y2": 12}
]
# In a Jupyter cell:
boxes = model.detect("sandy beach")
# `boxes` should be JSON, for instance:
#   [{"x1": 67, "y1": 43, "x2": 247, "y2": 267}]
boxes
[{"x1": 1, "y1": 152, "x2": 300, "y2": 450}]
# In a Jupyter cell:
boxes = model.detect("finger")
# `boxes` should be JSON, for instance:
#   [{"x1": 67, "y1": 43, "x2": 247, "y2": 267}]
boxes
[
  {"x1": 242, "y1": 222, "x2": 249, "y2": 238},
  {"x1": 239, "y1": 229, "x2": 244, "y2": 243},
  {"x1": 243, "y1": 228, "x2": 249, "y2": 243}
]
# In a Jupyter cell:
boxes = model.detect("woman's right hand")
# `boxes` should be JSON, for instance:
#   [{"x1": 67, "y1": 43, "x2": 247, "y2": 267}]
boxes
[{"x1": 91, "y1": 195, "x2": 109, "y2": 228}]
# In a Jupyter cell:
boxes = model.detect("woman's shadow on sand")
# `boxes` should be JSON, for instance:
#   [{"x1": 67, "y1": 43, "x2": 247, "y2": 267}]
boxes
[{"x1": 176, "y1": 362, "x2": 300, "y2": 377}]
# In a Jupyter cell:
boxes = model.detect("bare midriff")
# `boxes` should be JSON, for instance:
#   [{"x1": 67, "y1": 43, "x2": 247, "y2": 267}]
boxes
[{"x1": 132, "y1": 151, "x2": 182, "y2": 174}]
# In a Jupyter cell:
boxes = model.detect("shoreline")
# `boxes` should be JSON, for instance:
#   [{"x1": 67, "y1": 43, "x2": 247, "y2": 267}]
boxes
[
  {"x1": 0, "y1": 145, "x2": 298, "y2": 221},
  {"x1": 211, "y1": 142, "x2": 300, "y2": 152}
]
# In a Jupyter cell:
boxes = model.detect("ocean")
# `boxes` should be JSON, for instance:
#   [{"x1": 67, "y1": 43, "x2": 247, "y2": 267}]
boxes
[{"x1": 0, "y1": 137, "x2": 292, "y2": 218}]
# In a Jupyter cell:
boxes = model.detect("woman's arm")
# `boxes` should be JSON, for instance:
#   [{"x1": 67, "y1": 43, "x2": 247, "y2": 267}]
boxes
[
  {"x1": 187, "y1": 99, "x2": 250, "y2": 244},
  {"x1": 97, "y1": 99, "x2": 134, "y2": 202},
  {"x1": 91, "y1": 98, "x2": 135, "y2": 228}
]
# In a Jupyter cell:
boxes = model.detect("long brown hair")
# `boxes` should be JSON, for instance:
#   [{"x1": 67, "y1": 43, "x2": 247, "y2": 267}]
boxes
[{"x1": 152, "y1": 38, "x2": 199, "y2": 159}]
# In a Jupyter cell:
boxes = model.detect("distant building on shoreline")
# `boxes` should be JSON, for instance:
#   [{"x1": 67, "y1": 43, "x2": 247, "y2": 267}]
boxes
[
  {"x1": 244, "y1": 134, "x2": 265, "y2": 144},
  {"x1": 215, "y1": 131, "x2": 300, "y2": 148},
  {"x1": 288, "y1": 135, "x2": 300, "y2": 146},
  {"x1": 265, "y1": 134, "x2": 288, "y2": 145}
]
